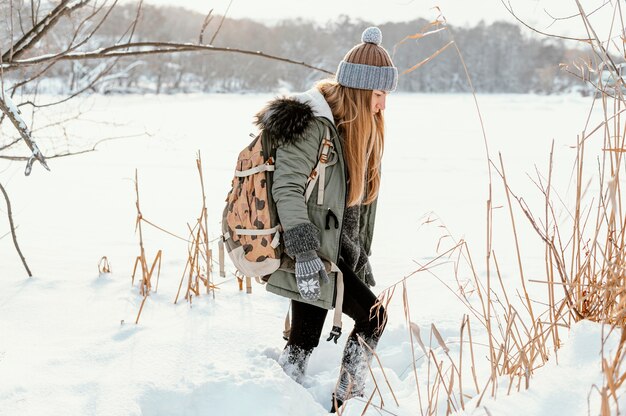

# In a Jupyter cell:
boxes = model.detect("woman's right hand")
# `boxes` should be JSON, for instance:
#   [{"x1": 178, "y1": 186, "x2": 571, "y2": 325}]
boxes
[{"x1": 294, "y1": 250, "x2": 329, "y2": 301}]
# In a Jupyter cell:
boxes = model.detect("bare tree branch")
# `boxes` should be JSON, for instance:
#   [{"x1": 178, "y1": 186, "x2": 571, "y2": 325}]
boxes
[
  {"x1": 2, "y1": 0, "x2": 90, "y2": 62},
  {"x1": 8, "y1": 60, "x2": 58, "y2": 93},
  {"x1": 5, "y1": 4, "x2": 124, "y2": 105},
  {"x1": 9, "y1": 0, "x2": 15, "y2": 60},
  {"x1": 0, "y1": 182, "x2": 32, "y2": 277},
  {"x1": 65, "y1": 1, "x2": 119, "y2": 55},
  {"x1": 3, "y1": 42, "x2": 334, "y2": 75},
  {"x1": 31, "y1": 1, "x2": 40, "y2": 28},
  {"x1": 544, "y1": 0, "x2": 611, "y2": 28},
  {"x1": 0, "y1": 138, "x2": 22, "y2": 152},
  {"x1": 0, "y1": 91, "x2": 50, "y2": 175},
  {"x1": 0, "y1": 132, "x2": 149, "y2": 161},
  {"x1": 126, "y1": 0, "x2": 144, "y2": 44},
  {"x1": 18, "y1": 60, "x2": 123, "y2": 109},
  {"x1": 500, "y1": 0, "x2": 593, "y2": 42}
]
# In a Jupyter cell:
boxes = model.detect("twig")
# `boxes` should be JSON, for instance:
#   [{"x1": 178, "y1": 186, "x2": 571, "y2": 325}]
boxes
[
  {"x1": 500, "y1": 0, "x2": 593, "y2": 42},
  {"x1": 210, "y1": 0, "x2": 234, "y2": 45},
  {"x1": 0, "y1": 182, "x2": 32, "y2": 277},
  {"x1": 2, "y1": 0, "x2": 90, "y2": 62},
  {"x1": 199, "y1": 9, "x2": 214, "y2": 44}
]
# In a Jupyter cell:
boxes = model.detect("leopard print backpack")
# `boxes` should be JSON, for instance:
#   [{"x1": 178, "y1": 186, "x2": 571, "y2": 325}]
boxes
[
  {"x1": 221, "y1": 131, "x2": 282, "y2": 281},
  {"x1": 221, "y1": 128, "x2": 333, "y2": 281}
]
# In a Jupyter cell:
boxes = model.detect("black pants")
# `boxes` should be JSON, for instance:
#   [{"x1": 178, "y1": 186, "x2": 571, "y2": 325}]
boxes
[{"x1": 286, "y1": 258, "x2": 386, "y2": 353}]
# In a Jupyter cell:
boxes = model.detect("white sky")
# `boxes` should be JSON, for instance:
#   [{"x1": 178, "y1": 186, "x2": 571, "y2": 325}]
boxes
[{"x1": 134, "y1": 0, "x2": 611, "y2": 36}]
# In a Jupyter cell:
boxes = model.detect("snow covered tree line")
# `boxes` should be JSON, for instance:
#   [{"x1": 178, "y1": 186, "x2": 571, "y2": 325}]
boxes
[{"x1": 1, "y1": 2, "x2": 581, "y2": 95}]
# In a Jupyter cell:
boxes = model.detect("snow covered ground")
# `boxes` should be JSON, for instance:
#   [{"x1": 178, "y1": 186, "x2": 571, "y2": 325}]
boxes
[{"x1": 0, "y1": 92, "x2": 623, "y2": 415}]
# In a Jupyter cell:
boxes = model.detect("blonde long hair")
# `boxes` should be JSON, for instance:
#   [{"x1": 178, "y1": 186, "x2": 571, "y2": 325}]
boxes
[{"x1": 317, "y1": 79, "x2": 384, "y2": 207}]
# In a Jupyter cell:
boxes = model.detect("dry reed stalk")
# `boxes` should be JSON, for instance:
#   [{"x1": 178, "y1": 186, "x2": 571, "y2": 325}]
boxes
[
  {"x1": 218, "y1": 238, "x2": 226, "y2": 277},
  {"x1": 428, "y1": 325, "x2": 447, "y2": 355},
  {"x1": 410, "y1": 2, "x2": 626, "y2": 407},
  {"x1": 425, "y1": 333, "x2": 434, "y2": 415},
  {"x1": 402, "y1": 281, "x2": 425, "y2": 416},
  {"x1": 542, "y1": 138, "x2": 561, "y2": 354},
  {"x1": 174, "y1": 258, "x2": 190, "y2": 304},
  {"x1": 498, "y1": 154, "x2": 538, "y2": 332},
  {"x1": 196, "y1": 152, "x2": 215, "y2": 298},
  {"x1": 185, "y1": 223, "x2": 201, "y2": 301},
  {"x1": 173, "y1": 152, "x2": 218, "y2": 306},
  {"x1": 364, "y1": 6, "x2": 626, "y2": 412},
  {"x1": 357, "y1": 335, "x2": 400, "y2": 407},
  {"x1": 422, "y1": 323, "x2": 464, "y2": 414},
  {"x1": 462, "y1": 244, "x2": 497, "y2": 372},
  {"x1": 475, "y1": 374, "x2": 493, "y2": 408},
  {"x1": 373, "y1": 286, "x2": 394, "y2": 344},
  {"x1": 512, "y1": 3, "x2": 626, "y2": 413},
  {"x1": 392, "y1": 18, "x2": 446, "y2": 54},
  {"x1": 464, "y1": 316, "x2": 481, "y2": 395},
  {"x1": 392, "y1": 17, "x2": 449, "y2": 74},
  {"x1": 443, "y1": 25, "x2": 504, "y2": 403},
  {"x1": 427, "y1": 351, "x2": 453, "y2": 414},
  {"x1": 381, "y1": 226, "x2": 552, "y2": 411},
  {"x1": 402, "y1": 41, "x2": 454, "y2": 75},
  {"x1": 458, "y1": 316, "x2": 466, "y2": 409},
  {"x1": 131, "y1": 170, "x2": 163, "y2": 324},
  {"x1": 406, "y1": 212, "x2": 559, "y2": 408},
  {"x1": 446, "y1": 369, "x2": 455, "y2": 416},
  {"x1": 360, "y1": 389, "x2": 377, "y2": 415},
  {"x1": 236, "y1": 272, "x2": 244, "y2": 291},
  {"x1": 98, "y1": 256, "x2": 111, "y2": 274}
]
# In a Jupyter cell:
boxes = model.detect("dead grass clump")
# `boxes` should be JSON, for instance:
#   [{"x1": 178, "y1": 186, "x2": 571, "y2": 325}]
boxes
[
  {"x1": 174, "y1": 152, "x2": 219, "y2": 305},
  {"x1": 488, "y1": 3, "x2": 626, "y2": 413},
  {"x1": 131, "y1": 169, "x2": 163, "y2": 324},
  {"x1": 370, "y1": 3, "x2": 626, "y2": 414}
]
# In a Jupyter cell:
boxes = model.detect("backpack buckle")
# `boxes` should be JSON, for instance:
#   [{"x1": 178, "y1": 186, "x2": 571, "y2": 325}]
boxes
[{"x1": 319, "y1": 139, "x2": 333, "y2": 163}]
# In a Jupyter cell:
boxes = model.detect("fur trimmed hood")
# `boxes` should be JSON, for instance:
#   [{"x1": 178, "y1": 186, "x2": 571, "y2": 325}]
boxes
[{"x1": 254, "y1": 88, "x2": 335, "y2": 146}]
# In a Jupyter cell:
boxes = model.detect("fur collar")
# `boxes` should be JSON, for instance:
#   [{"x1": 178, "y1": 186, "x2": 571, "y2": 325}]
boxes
[
  {"x1": 254, "y1": 97, "x2": 316, "y2": 146},
  {"x1": 254, "y1": 88, "x2": 335, "y2": 146}
]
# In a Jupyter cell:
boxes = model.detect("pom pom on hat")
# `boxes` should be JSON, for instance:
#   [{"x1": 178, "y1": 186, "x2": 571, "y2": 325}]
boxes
[
  {"x1": 336, "y1": 26, "x2": 398, "y2": 92},
  {"x1": 361, "y1": 27, "x2": 382, "y2": 45}
]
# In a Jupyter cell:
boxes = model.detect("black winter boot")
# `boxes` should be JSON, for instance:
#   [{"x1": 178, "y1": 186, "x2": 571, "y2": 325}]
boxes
[
  {"x1": 334, "y1": 335, "x2": 378, "y2": 404},
  {"x1": 329, "y1": 393, "x2": 344, "y2": 413},
  {"x1": 277, "y1": 345, "x2": 312, "y2": 384}
]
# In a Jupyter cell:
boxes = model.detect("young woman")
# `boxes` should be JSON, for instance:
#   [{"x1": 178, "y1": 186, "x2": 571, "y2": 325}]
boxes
[{"x1": 255, "y1": 27, "x2": 397, "y2": 412}]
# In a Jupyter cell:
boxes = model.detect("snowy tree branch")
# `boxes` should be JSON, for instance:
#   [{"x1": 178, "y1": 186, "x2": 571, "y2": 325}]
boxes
[
  {"x1": 3, "y1": 42, "x2": 334, "y2": 75},
  {"x1": 2, "y1": 0, "x2": 90, "y2": 63},
  {"x1": 0, "y1": 92, "x2": 50, "y2": 175}
]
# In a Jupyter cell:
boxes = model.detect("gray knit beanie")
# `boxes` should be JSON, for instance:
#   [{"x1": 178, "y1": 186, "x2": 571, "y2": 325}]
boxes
[{"x1": 336, "y1": 27, "x2": 398, "y2": 92}]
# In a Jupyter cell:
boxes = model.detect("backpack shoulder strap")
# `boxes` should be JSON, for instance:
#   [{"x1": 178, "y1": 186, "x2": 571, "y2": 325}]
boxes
[{"x1": 305, "y1": 125, "x2": 335, "y2": 205}]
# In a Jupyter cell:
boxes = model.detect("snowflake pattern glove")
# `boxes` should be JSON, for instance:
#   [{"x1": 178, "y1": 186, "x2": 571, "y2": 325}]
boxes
[{"x1": 295, "y1": 250, "x2": 329, "y2": 301}]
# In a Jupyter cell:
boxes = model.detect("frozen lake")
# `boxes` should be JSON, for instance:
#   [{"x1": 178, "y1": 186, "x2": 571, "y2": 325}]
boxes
[{"x1": 0, "y1": 92, "x2": 600, "y2": 283}]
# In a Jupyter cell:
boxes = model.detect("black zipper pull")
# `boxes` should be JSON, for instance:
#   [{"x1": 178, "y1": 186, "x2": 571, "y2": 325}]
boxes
[{"x1": 325, "y1": 209, "x2": 339, "y2": 230}]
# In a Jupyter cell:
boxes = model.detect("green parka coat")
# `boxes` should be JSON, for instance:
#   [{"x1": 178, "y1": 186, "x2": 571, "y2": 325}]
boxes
[{"x1": 255, "y1": 88, "x2": 378, "y2": 310}]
